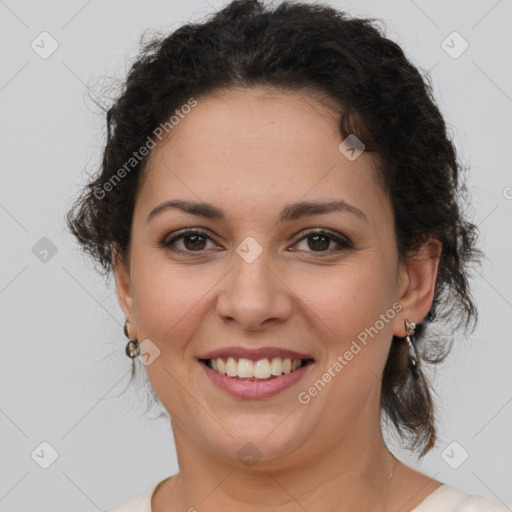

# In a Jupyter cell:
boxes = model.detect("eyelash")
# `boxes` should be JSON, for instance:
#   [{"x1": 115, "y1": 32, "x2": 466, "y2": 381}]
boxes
[{"x1": 161, "y1": 228, "x2": 353, "y2": 257}]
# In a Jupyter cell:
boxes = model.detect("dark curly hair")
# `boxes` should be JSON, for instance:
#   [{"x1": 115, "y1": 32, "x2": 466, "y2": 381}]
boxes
[{"x1": 65, "y1": 0, "x2": 482, "y2": 456}]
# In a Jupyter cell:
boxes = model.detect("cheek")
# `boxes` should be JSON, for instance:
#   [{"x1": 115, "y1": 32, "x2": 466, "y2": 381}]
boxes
[
  {"x1": 129, "y1": 257, "x2": 207, "y2": 351},
  {"x1": 301, "y1": 264, "x2": 398, "y2": 416},
  {"x1": 304, "y1": 260, "x2": 397, "y2": 345}
]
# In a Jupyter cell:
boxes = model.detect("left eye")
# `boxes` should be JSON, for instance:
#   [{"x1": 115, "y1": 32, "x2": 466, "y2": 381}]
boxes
[
  {"x1": 293, "y1": 230, "x2": 352, "y2": 254},
  {"x1": 161, "y1": 229, "x2": 352, "y2": 256}
]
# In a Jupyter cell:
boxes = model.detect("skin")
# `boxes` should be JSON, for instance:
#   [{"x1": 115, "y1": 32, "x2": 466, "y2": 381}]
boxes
[{"x1": 113, "y1": 86, "x2": 443, "y2": 512}]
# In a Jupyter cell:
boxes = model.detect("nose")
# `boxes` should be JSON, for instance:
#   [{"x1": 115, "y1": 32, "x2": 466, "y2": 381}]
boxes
[{"x1": 216, "y1": 246, "x2": 292, "y2": 331}]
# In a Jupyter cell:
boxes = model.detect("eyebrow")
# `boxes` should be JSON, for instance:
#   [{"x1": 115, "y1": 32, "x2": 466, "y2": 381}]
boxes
[{"x1": 146, "y1": 199, "x2": 368, "y2": 224}]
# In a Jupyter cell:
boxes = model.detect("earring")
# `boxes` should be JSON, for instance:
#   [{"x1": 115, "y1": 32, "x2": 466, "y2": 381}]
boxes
[
  {"x1": 404, "y1": 319, "x2": 419, "y2": 368},
  {"x1": 124, "y1": 320, "x2": 140, "y2": 359}
]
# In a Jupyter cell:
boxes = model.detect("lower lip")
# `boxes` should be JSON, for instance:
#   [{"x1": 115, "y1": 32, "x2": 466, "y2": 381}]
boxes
[{"x1": 200, "y1": 360, "x2": 314, "y2": 399}]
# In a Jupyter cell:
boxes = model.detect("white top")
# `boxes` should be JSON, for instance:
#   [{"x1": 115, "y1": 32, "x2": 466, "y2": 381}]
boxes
[{"x1": 103, "y1": 479, "x2": 511, "y2": 512}]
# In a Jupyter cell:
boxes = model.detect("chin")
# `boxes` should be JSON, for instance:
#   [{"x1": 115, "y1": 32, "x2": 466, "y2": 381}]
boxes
[{"x1": 203, "y1": 425, "x2": 310, "y2": 469}]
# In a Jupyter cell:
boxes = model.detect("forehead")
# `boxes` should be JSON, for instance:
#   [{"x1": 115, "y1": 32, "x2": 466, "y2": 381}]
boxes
[{"x1": 135, "y1": 87, "x2": 390, "y2": 227}]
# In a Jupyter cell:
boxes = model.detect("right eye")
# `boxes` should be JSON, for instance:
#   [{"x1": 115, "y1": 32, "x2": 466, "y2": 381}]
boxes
[{"x1": 161, "y1": 228, "x2": 220, "y2": 253}]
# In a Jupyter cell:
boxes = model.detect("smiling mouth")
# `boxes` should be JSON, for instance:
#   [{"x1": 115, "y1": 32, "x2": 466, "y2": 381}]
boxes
[{"x1": 200, "y1": 356, "x2": 314, "y2": 381}]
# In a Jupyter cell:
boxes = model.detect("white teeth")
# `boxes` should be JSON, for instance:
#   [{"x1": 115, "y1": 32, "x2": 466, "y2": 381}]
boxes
[
  {"x1": 237, "y1": 358, "x2": 254, "y2": 378},
  {"x1": 209, "y1": 356, "x2": 305, "y2": 379},
  {"x1": 270, "y1": 357, "x2": 283, "y2": 376},
  {"x1": 254, "y1": 358, "x2": 271, "y2": 379},
  {"x1": 226, "y1": 357, "x2": 237, "y2": 377}
]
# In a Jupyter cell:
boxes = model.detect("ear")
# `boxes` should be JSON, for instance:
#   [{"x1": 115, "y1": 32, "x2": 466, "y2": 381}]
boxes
[
  {"x1": 393, "y1": 237, "x2": 442, "y2": 337},
  {"x1": 112, "y1": 242, "x2": 134, "y2": 323}
]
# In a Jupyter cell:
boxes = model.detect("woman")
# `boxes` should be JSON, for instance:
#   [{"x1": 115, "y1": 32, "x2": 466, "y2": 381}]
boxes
[{"x1": 65, "y1": 1, "x2": 509, "y2": 510}]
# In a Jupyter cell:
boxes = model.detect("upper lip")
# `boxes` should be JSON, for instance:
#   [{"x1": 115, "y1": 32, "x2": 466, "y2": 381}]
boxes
[{"x1": 198, "y1": 346, "x2": 314, "y2": 361}]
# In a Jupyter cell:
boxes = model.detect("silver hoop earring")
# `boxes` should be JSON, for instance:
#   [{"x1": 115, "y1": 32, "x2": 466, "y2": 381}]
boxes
[{"x1": 404, "y1": 319, "x2": 419, "y2": 368}]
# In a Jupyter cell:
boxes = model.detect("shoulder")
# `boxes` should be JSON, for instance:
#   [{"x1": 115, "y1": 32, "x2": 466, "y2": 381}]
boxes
[
  {"x1": 413, "y1": 484, "x2": 511, "y2": 512},
  {"x1": 458, "y1": 494, "x2": 512, "y2": 512},
  {"x1": 102, "y1": 481, "x2": 160, "y2": 512}
]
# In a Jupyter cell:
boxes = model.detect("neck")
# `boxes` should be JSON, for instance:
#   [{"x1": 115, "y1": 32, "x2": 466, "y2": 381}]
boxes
[{"x1": 161, "y1": 417, "x2": 399, "y2": 512}]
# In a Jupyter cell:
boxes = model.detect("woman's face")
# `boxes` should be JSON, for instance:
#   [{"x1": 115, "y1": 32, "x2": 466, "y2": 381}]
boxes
[{"x1": 114, "y1": 87, "x2": 438, "y2": 468}]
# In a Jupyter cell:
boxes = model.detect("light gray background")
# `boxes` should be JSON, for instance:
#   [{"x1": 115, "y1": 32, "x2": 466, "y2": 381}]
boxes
[{"x1": 1, "y1": 0, "x2": 511, "y2": 510}]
